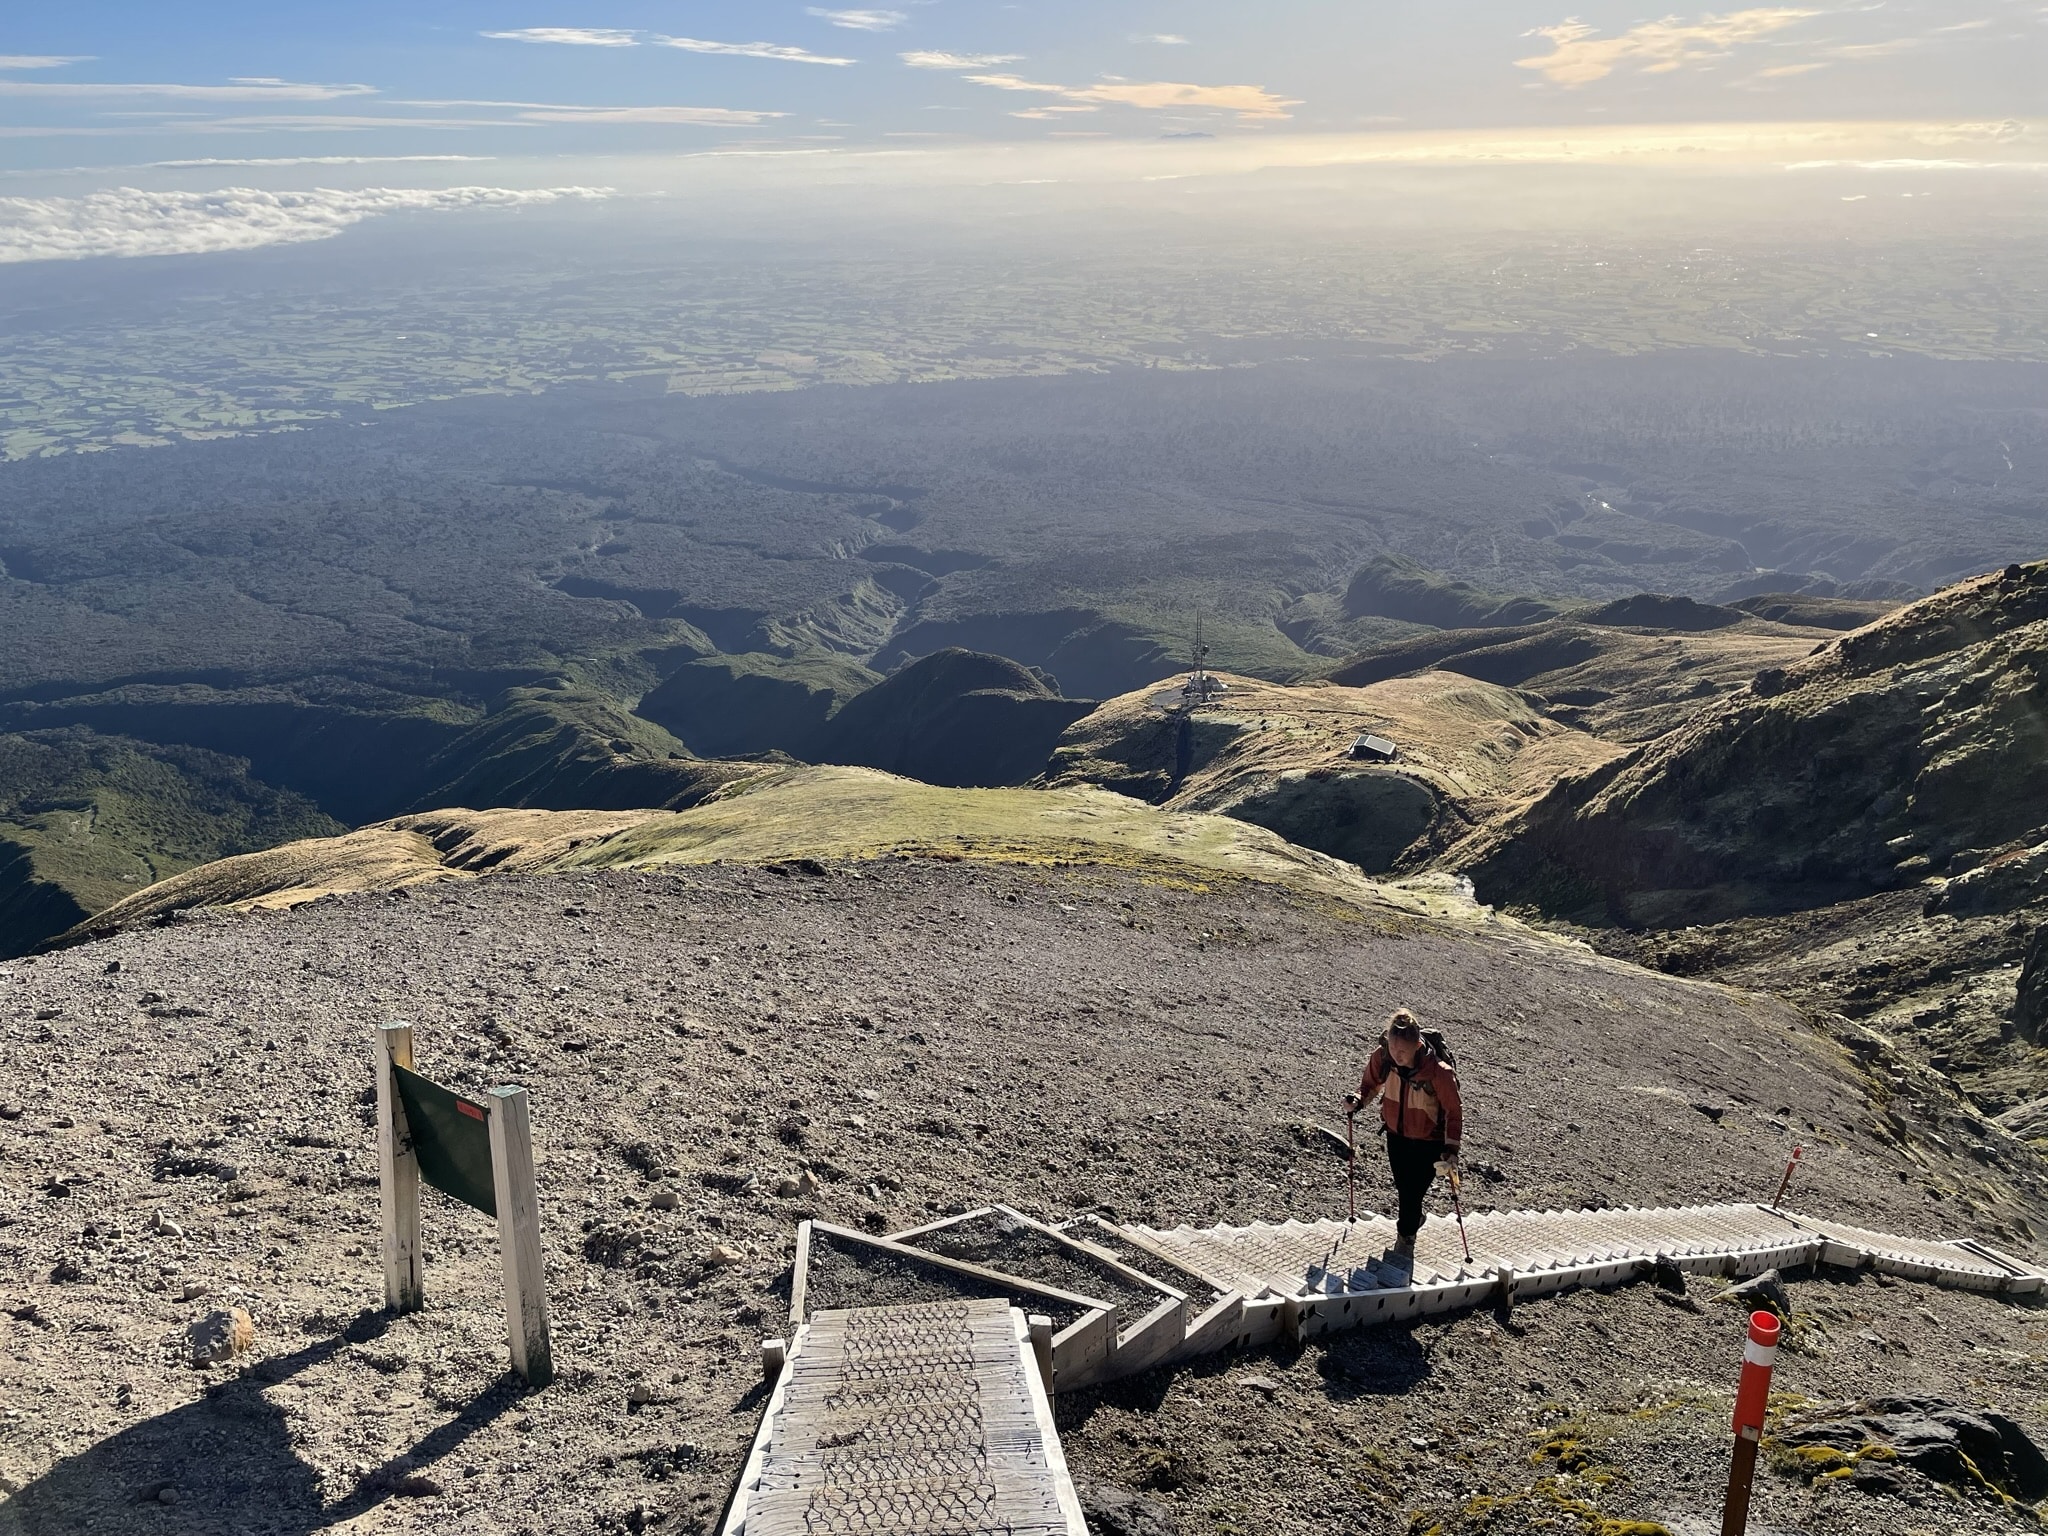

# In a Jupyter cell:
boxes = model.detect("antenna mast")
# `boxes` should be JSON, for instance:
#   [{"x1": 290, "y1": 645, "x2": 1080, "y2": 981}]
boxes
[{"x1": 1183, "y1": 612, "x2": 1222, "y2": 705}]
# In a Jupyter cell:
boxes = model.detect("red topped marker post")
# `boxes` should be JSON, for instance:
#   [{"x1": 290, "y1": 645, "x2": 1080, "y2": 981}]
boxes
[{"x1": 1721, "y1": 1309, "x2": 1781, "y2": 1535}]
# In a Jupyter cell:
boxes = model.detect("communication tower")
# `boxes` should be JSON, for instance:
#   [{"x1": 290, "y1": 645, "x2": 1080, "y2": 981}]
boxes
[{"x1": 1182, "y1": 613, "x2": 1226, "y2": 705}]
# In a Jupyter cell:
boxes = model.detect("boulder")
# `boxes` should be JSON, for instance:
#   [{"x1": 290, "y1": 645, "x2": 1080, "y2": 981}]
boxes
[
  {"x1": 1778, "y1": 1396, "x2": 2048, "y2": 1499},
  {"x1": 1723, "y1": 1269, "x2": 1790, "y2": 1318},
  {"x1": 1076, "y1": 1480, "x2": 1179, "y2": 1536},
  {"x1": 186, "y1": 1306, "x2": 255, "y2": 1367}
]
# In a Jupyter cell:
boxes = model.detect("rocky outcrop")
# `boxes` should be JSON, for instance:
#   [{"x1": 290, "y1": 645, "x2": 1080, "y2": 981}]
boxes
[
  {"x1": 1463, "y1": 561, "x2": 2048, "y2": 926},
  {"x1": 2018, "y1": 926, "x2": 2048, "y2": 1047},
  {"x1": 1776, "y1": 1397, "x2": 2048, "y2": 1500}
]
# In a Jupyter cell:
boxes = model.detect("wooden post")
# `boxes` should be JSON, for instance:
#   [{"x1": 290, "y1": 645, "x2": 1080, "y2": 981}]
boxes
[
  {"x1": 789, "y1": 1220, "x2": 814, "y2": 1329},
  {"x1": 488, "y1": 1085, "x2": 554, "y2": 1387},
  {"x1": 376, "y1": 1023, "x2": 423, "y2": 1313},
  {"x1": 1027, "y1": 1314, "x2": 1054, "y2": 1390}
]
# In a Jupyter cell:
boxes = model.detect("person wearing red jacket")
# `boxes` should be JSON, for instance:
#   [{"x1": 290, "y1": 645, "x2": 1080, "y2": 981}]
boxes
[{"x1": 1344, "y1": 1008, "x2": 1462, "y2": 1261}]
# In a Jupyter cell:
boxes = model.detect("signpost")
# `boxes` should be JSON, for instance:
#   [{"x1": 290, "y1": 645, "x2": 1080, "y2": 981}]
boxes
[{"x1": 375, "y1": 1022, "x2": 554, "y2": 1386}]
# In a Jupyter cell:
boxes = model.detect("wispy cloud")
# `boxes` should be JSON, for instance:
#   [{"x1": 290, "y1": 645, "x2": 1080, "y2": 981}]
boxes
[
  {"x1": 1824, "y1": 38, "x2": 1923, "y2": 59},
  {"x1": 0, "y1": 55, "x2": 93, "y2": 70},
  {"x1": 153, "y1": 155, "x2": 497, "y2": 167},
  {"x1": 3, "y1": 114, "x2": 529, "y2": 136},
  {"x1": 481, "y1": 28, "x2": 640, "y2": 47},
  {"x1": 0, "y1": 185, "x2": 608, "y2": 264},
  {"x1": 963, "y1": 72, "x2": 1300, "y2": 120},
  {"x1": 0, "y1": 78, "x2": 378, "y2": 101},
  {"x1": 961, "y1": 72, "x2": 1072, "y2": 94},
  {"x1": 807, "y1": 8, "x2": 907, "y2": 30},
  {"x1": 1517, "y1": 9, "x2": 1818, "y2": 88},
  {"x1": 404, "y1": 97, "x2": 784, "y2": 126},
  {"x1": 654, "y1": 36, "x2": 855, "y2": 65},
  {"x1": 481, "y1": 27, "x2": 855, "y2": 63},
  {"x1": 519, "y1": 104, "x2": 786, "y2": 124},
  {"x1": 1139, "y1": 34, "x2": 1191, "y2": 45},
  {"x1": 901, "y1": 51, "x2": 1023, "y2": 69},
  {"x1": 1074, "y1": 81, "x2": 1300, "y2": 118}
]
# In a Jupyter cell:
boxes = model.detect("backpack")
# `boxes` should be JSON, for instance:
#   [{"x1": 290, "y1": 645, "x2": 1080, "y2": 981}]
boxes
[{"x1": 1420, "y1": 1030, "x2": 1458, "y2": 1070}]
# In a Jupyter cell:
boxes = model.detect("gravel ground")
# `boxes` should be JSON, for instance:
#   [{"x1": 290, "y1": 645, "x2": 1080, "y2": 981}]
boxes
[
  {"x1": 1057, "y1": 1263, "x2": 2048, "y2": 1536},
  {"x1": 801, "y1": 1229, "x2": 1092, "y2": 1329},
  {"x1": 903, "y1": 1211, "x2": 1168, "y2": 1325},
  {"x1": 1, "y1": 857, "x2": 2044, "y2": 1536}
]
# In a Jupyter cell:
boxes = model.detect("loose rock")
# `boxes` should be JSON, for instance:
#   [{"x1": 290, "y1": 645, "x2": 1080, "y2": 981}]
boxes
[
  {"x1": 1723, "y1": 1269, "x2": 1791, "y2": 1318},
  {"x1": 185, "y1": 1306, "x2": 255, "y2": 1367},
  {"x1": 1077, "y1": 1480, "x2": 1179, "y2": 1536}
]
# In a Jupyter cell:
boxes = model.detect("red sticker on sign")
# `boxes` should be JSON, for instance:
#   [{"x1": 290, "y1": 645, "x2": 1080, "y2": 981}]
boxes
[{"x1": 457, "y1": 1100, "x2": 486, "y2": 1121}]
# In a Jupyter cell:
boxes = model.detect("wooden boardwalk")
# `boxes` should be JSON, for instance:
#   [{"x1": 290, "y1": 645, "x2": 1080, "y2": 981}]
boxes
[
  {"x1": 721, "y1": 1201, "x2": 2046, "y2": 1533},
  {"x1": 722, "y1": 1300, "x2": 1087, "y2": 1536},
  {"x1": 1124, "y1": 1202, "x2": 2046, "y2": 1303}
]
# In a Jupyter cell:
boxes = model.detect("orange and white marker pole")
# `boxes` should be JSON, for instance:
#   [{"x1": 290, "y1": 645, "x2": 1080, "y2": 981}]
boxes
[
  {"x1": 1768, "y1": 1144, "x2": 1803, "y2": 1209},
  {"x1": 1721, "y1": 1309, "x2": 1781, "y2": 1536}
]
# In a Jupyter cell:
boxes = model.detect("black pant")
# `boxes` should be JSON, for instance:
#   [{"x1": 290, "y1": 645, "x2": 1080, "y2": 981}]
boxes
[{"x1": 1386, "y1": 1133, "x2": 1443, "y2": 1240}]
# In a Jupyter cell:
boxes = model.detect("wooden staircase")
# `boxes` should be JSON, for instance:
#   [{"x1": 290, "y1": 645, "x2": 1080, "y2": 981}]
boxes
[{"x1": 717, "y1": 1199, "x2": 2045, "y2": 1534}]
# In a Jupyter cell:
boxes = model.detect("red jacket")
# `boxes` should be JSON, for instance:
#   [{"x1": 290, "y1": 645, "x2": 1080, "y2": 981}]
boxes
[{"x1": 1357, "y1": 1045, "x2": 1462, "y2": 1148}]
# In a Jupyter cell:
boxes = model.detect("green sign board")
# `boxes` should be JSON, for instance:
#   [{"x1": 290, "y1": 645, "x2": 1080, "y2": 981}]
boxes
[{"x1": 393, "y1": 1063, "x2": 496, "y2": 1217}]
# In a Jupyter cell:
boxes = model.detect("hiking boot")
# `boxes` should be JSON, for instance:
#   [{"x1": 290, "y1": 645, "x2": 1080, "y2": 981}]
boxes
[{"x1": 1391, "y1": 1234, "x2": 1417, "y2": 1258}]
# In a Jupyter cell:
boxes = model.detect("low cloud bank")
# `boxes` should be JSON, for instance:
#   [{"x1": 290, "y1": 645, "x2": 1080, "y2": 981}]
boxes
[{"x1": 0, "y1": 184, "x2": 609, "y2": 264}]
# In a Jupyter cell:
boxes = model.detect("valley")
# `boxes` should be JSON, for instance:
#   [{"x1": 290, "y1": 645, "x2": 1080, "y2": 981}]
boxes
[
  {"x1": 3, "y1": 351, "x2": 2045, "y2": 960},
  {"x1": 3, "y1": 342, "x2": 2047, "y2": 1536}
]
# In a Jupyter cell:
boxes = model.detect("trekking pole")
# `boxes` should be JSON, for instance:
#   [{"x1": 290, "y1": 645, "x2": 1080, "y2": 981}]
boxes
[
  {"x1": 1345, "y1": 1109, "x2": 1357, "y2": 1223},
  {"x1": 1446, "y1": 1169, "x2": 1474, "y2": 1264}
]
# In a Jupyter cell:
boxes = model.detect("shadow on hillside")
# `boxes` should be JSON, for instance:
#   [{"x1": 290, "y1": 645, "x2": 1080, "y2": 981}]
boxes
[
  {"x1": 1315, "y1": 1324, "x2": 1433, "y2": 1399},
  {"x1": 0, "y1": 1309, "x2": 522, "y2": 1536},
  {"x1": 1053, "y1": 1323, "x2": 1434, "y2": 1434}
]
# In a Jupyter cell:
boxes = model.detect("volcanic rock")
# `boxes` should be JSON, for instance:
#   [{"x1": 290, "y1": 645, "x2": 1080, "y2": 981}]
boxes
[{"x1": 185, "y1": 1307, "x2": 255, "y2": 1367}]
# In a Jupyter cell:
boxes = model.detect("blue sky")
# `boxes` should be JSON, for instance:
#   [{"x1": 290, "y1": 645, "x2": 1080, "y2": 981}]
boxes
[
  {"x1": 2, "y1": 4, "x2": 2042, "y2": 264},
  {"x1": 5, "y1": 1, "x2": 2043, "y2": 164}
]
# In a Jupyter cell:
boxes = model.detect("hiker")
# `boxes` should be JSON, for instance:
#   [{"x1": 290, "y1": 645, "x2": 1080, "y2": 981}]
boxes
[{"x1": 1344, "y1": 1008, "x2": 1462, "y2": 1258}]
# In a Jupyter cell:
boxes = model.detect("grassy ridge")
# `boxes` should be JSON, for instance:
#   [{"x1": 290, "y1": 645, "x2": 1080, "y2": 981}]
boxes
[{"x1": 68, "y1": 765, "x2": 1518, "y2": 940}]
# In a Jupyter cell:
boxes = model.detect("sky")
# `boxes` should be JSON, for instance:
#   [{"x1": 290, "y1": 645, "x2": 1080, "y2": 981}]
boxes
[{"x1": 2, "y1": 2, "x2": 2044, "y2": 262}]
